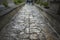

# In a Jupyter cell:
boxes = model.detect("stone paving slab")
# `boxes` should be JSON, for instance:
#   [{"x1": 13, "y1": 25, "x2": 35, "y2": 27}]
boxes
[{"x1": 0, "y1": 4, "x2": 59, "y2": 40}]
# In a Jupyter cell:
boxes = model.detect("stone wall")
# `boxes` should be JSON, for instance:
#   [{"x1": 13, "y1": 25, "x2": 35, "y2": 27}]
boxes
[
  {"x1": 57, "y1": 5, "x2": 60, "y2": 15},
  {"x1": 47, "y1": 0, "x2": 60, "y2": 14},
  {"x1": 43, "y1": 11, "x2": 60, "y2": 35},
  {"x1": 44, "y1": 0, "x2": 60, "y2": 34},
  {"x1": 36, "y1": 4, "x2": 60, "y2": 35},
  {"x1": 0, "y1": 0, "x2": 5, "y2": 4},
  {"x1": 0, "y1": 0, "x2": 7, "y2": 4},
  {"x1": 43, "y1": 0, "x2": 60, "y2": 34}
]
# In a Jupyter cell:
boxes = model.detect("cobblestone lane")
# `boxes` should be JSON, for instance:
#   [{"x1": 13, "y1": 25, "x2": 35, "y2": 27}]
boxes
[{"x1": 0, "y1": 4, "x2": 59, "y2": 40}]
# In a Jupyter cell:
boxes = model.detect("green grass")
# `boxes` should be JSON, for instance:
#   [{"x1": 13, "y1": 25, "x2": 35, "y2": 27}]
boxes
[
  {"x1": 14, "y1": 0, "x2": 24, "y2": 5},
  {"x1": 2, "y1": 2, "x2": 8, "y2": 7},
  {"x1": 43, "y1": 2, "x2": 48, "y2": 7},
  {"x1": 35, "y1": 0, "x2": 48, "y2": 7}
]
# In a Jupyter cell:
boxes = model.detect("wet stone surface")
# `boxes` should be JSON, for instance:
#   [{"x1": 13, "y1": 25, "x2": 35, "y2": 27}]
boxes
[{"x1": 0, "y1": 4, "x2": 59, "y2": 40}]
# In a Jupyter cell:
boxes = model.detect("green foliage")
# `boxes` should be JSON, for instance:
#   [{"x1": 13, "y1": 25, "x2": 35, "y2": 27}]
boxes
[
  {"x1": 2, "y1": 2, "x2": 8, "y2": 7},
  {"x1": 35, "y1": 0, "x2": 49, "y2": 7},
  {"x1": 43, "y1": 2, "x2": 48, "y2": 7},
  {"x1": 35, "y1": 0, "x2": 40, "y2": 4},
  {"x1": 39, "y1": 2, "x2": 44, "y2": 6},
  {"x1": 14, "y1": 0, "x2": 24, "y2": 5}
]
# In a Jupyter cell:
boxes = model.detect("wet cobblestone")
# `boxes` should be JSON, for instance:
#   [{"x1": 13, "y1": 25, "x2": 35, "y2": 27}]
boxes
[{"x1": 0, "y1": 4, "x2": 59, "y2": 40}]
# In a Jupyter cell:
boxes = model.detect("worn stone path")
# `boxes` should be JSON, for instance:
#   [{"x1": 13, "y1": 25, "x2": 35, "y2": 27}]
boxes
[{"x1": 0, "y1": 4, "x2": 59, "y2": 40}]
